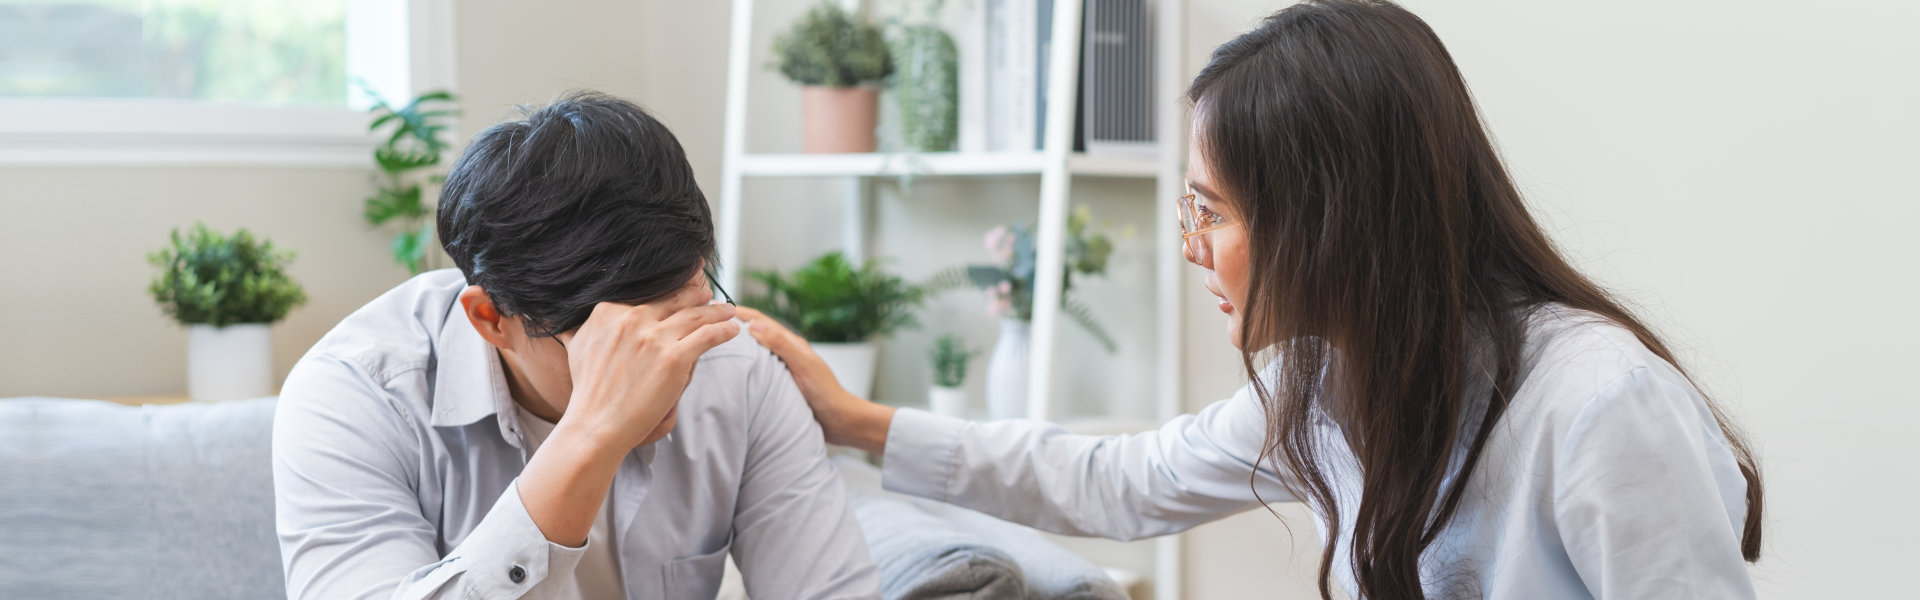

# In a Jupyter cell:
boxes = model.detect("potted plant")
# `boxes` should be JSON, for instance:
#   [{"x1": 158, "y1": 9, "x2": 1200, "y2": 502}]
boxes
[
  {"x1": 930, "y1": 205, "x2": 1129, "y2": 418},
  {"x1": 148, "y1": 223, "x2": 308, "y2": 402},
  {"x1": 362, "y1": 86, "x2": 460, "y2": 274},
  {"x1": 927, "y1": 333, "x2": 977, "y2": 417},
  {"x1": 741, "y1": 251, "x2": 924, "y2": 399},
  {"x1": 770, "y1": 1, "x2": 894, "y2": 153},
  {"x1": 886, "y1": 0, "x2": 958, "y2": 152}
]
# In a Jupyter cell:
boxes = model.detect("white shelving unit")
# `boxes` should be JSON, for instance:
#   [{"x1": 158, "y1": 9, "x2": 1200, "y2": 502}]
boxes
[{"x1": 717, "y1": 1, "x2": 1187, "y2": 598}]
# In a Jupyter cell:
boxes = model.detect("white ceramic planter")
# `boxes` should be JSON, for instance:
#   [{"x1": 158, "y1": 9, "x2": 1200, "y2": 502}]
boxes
[
  {"x1": 812, "y1": 342, "x2": 878, "y2": 400},
  {"x1": 985, "y1": 318, "x2": 1031, "y2": 420},
  {"x1": 188, "y1": 323, "x2": 274, "y2": 402},
  {"x1": 927, "y1": 385, "x2": 966, "y2": 418}
]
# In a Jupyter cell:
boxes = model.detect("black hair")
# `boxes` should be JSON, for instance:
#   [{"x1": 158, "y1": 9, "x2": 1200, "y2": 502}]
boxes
[{"x1": 437, "y1": 90, "x2": 715, "y2": 337}]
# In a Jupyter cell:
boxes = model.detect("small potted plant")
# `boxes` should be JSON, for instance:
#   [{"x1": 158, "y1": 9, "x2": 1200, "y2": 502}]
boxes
[
  {"x1": 770, "y1": 1, "x2": 894, "y2": 153},
  {"x1": 927, "y1": 333, "x2": 977, "y2": 417},
  {"x1": 741, "y1": 251, "x2": 923, "y2": 399},
  {"x1": 148, "y1": 224, "x2": 308, "y2": 402}
]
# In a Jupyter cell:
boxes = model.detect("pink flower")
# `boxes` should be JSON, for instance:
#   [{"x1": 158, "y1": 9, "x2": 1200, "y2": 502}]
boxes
[
  {"x1": 997, "y1": 280, "x2": 1012, "y2": 294},
  {"x1": 983, "y1": 226, "x2": 1014, "y2": 263},
  {"x1": 985, "y1": 285, "x2": 1012, "y2": 318}
]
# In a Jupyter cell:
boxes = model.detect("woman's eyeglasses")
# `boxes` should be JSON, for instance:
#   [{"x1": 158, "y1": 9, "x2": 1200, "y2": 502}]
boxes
[{"x1": 1176, "y1": 185, "x2": 1241, "y2": 258}]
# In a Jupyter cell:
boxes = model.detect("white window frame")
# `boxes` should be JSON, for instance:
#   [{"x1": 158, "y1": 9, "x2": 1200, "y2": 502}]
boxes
[{"x1": 0, "y1": 0, "x2": 457, "y2": 167}]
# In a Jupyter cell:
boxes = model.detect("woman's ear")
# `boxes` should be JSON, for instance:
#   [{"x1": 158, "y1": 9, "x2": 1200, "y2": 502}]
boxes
[{"x1": 458, "y1": 285, "x2": 517, "y2": 350}]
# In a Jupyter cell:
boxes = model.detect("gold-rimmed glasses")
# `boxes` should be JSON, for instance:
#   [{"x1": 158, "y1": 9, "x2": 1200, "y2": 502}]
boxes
[{"x1": 1176, "y1": 185, "x2": 1240, "y2": 259}]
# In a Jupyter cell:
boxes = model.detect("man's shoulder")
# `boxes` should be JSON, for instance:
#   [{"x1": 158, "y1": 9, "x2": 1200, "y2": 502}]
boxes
[
  {"x1": 296, "y1": 269, "x2": 469, "y2": 384},
  {"x1": 683, "y1": 321, "x2": 798, "y2": 416}
]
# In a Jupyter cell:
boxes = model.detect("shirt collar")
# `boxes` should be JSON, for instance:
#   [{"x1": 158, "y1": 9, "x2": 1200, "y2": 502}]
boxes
[{"x1": 428, "y1": 291, "x2": 523, "y2": 449}]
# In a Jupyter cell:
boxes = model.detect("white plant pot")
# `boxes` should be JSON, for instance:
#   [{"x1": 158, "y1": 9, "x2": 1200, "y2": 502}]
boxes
[
  {"x1": 188, "y1": 323, "x2": 274, "y2": 403},
  {"x1": 813, "y1": 342, "x2": 878, "y2": 401},
  {"x1": 927, "y1": 385, "x2": 967, "y2": 418},
  {"x1": 985, "y1": 318, "x2": 1031, "y2": 420}
]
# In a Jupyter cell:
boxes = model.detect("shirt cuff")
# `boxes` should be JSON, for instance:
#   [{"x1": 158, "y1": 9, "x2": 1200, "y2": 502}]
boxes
[
  {"x1": 880, "y1": 408, "x2": 966, "y2": 502},
  {"x1": 447, "y1": 479, "x2": 590, "y2": 598}
]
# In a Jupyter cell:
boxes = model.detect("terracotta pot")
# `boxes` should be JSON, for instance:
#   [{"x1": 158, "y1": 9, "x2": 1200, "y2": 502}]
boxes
[{"x1": 802, "y1": 85, "x2": 879, "y2": 153}]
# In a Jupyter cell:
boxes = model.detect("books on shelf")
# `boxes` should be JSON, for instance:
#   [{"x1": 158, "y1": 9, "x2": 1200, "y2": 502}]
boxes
[{"x1": 967, "y1": 0, "x2": 1155, "y2": 156}]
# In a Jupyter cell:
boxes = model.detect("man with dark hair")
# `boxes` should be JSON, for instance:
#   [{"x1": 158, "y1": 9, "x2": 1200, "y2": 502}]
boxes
[{"x1": 272, "y1": 92, "x2": 880, "y2": 599}]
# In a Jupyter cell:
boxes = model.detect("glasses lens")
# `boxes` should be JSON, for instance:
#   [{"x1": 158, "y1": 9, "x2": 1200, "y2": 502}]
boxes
[
  {"x1": 1187, "y1": 228, "x2": 1211, "y2": 260},
  {"x1": 1177, "y1": 195, "x2": 1196, "y2": 235}
]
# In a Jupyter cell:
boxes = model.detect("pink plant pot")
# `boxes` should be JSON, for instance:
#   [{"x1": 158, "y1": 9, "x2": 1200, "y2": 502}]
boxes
[{"x1": 801, "y1": 85, "x2": 879, "y2": 153}]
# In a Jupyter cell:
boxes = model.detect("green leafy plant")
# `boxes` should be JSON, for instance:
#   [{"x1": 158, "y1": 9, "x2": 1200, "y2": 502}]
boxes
[
  {"x1": 885, "y1": 0, "x2": 958, "y2": 151},
  {"x1": 363, "y1": 85, "x2": 459, "y2": 274},
  {"x1": 928, "y1": 333, "x2": 978, "y2": 388},
  {"x1": 770, "y1": 2, "x2": 894, "y2": 87},
  {"x1": 741, "y1": 252, "x2": 925, "y2": 343},
  {"x1": 928, "y1": 205, "x2": 1132, "y2": 352},
  {"x1": 148, "y1": 223, "x2": 308, "y2": 327}
]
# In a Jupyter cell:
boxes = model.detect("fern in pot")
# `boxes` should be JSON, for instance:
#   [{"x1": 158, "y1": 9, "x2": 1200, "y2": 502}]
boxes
[
  {"x1": 148, "y1": 224, "x2": 308, "y2": 402},
  {"x1": 771, "y1": 1, "x2": 894, "y2": 152},
  {"x1": 741, "y1": 252, "x2": 923, "y2": 399}
]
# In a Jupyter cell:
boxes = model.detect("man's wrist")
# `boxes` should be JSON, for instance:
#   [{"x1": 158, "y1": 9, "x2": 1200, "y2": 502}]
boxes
[{"x1": 549, "y1": 412, "x2": 631, "y2": 464}]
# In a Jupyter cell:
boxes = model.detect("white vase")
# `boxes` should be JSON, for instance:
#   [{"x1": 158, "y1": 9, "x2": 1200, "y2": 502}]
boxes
[
  {"x1": 812, "y1": 342, "x2": 878, "y2": 400},
  {"x1": 188, "y1": 323, "x2": 274, "y2": 402},
  {"x1": 927, "y1": 385, "x2": 966, "y2": 418},
  {"x1": 985, "y1": 318, "x2": 1030, "y2": 420}
]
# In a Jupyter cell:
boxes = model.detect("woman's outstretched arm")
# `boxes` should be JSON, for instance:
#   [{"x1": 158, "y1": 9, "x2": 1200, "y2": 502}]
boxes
[{"x1": 738, "y1": 307, "x2": 1298, "y2": 540}]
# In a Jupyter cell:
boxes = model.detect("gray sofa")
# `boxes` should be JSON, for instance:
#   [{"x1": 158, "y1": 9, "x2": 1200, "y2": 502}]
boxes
[{"x1": 0, "y1": 397, "x2": 1125, "y2": 599}]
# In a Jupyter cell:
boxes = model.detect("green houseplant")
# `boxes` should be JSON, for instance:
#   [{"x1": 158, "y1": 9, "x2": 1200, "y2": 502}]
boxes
[
  {"x1": 886, "y1": 0, "x2": 958, "y2": 151},
  {"x1": 770, "y1": 2, "x2": 894, "y2": 152},
  {"x1": 741, "y1": 251, "x2": 924, "y2": 398},
  {"x1": 148, "y1": 223, "x2": 307, "y2": 402},
  {"x1": 363, "y1": 86, "x2": 460, "y2": 274},
  {"x1": 926, "y1": 333, "x2": 976, "y2": 417}
]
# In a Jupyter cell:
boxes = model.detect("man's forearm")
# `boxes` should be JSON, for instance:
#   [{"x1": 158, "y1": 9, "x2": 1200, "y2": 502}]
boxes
[{"x1": 515, "y1": 421, "x2": 626, "y2": 547}]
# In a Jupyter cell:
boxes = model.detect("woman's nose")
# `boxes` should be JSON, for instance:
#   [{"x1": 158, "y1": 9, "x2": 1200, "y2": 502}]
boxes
[{"x1": 1182, "y1": 237, "x2": 1209, "y2": 268}]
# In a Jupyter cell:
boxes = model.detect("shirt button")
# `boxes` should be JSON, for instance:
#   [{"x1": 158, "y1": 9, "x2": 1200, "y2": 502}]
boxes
[{"x1": 508, "y1": 565, "x2": 526, "y2": 583}]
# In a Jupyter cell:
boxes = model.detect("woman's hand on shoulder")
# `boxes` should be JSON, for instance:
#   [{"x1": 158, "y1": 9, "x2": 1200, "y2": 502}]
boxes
[{"x1": 736, "y1": 306, "x2": 894, "y2": 454}]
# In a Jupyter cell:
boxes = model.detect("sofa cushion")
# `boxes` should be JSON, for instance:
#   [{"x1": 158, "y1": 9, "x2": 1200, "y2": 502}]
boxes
[{"x1": 0, "y1": 397, "x2": 283, "y2": 599}]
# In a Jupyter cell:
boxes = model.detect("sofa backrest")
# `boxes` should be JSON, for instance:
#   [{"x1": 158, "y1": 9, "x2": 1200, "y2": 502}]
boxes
[{"x1": 0, "y1": 397, "x2": 284, "y2": 599}]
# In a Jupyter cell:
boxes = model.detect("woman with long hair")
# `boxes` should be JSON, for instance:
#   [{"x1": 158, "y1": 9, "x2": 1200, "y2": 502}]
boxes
[{"x1": 739, "y1": 1, "x2": 1763, "y2": 597}]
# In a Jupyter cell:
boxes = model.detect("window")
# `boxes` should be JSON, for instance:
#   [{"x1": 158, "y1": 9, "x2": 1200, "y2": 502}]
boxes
[{"x1": 0, "y1": 0, "x2": 454, "y2": 165}]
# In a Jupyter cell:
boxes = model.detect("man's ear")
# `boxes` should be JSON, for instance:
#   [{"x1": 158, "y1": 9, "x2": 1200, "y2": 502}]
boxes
[{"x1": 458, "y1": 285, "x2": 517, "y2": 351}]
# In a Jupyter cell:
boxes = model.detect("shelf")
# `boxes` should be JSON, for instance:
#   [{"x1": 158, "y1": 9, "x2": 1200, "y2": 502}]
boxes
[{"x1": 736, "y1": 152, "x2": 1158, "y2": 179}]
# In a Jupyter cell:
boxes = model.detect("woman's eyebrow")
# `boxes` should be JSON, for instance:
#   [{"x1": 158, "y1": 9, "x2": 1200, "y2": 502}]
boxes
[{"x1": 1189, "y1": 180, "x2": 1222, "y2": 202}]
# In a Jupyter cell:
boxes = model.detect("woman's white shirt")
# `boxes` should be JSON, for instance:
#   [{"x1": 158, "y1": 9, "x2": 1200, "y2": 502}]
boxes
[{"x1": 880, "y1": 306, "x2": 1756, "y2": 599}]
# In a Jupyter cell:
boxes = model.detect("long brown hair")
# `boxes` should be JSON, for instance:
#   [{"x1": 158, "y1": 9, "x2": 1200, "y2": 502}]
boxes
[{"x1": 1183, "y1": 2, "x2": 1763, "y2": 598}]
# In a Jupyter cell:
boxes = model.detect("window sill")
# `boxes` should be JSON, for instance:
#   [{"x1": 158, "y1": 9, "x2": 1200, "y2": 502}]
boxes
[{"x1": 0, "y1": 99, "x2": 379, "y2": 168}]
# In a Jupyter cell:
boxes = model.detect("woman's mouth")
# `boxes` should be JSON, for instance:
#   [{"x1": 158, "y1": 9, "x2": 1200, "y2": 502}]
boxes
[{"x1": 1207, "y1": 283, "x2": 1234, "y2": 314}]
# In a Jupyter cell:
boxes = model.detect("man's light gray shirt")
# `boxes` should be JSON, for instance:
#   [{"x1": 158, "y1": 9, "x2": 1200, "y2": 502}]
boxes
[{"x1": 272, "y1": 269, "x2": 880, "y2": 600}]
